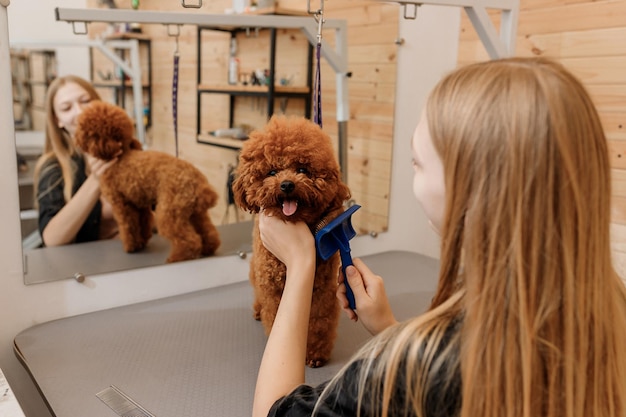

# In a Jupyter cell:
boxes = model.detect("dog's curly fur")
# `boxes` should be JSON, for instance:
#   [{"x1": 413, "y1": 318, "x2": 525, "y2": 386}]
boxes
[
  {"x1": 232, "y1": 115, "x2": 351, "y2": 367},
  {"x1": 74, "y1": 101, "x2": 221, "y2": 263}
]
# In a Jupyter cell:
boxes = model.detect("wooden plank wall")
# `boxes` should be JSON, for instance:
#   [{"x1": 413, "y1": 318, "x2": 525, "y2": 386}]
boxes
[
  {"x1": 458, "y1": 0, "x2": 626, "y2": 283},
  {"x1": 86, "y1": 0, "x2": 398, "y2": 234}
]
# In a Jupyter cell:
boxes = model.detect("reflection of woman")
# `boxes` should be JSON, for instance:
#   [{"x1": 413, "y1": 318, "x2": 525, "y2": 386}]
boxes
[
  {"x1": 253, "y1": 57, "x2": 626, "y2": 417},
  {"x1": 33, "y1": 75, "x2": 119, "y2": 246}
]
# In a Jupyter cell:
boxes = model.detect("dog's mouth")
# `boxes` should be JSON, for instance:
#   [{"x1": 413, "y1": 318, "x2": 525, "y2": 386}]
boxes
[{"x1": 282, "y1": 199, "x2": 298, "y2": 217}]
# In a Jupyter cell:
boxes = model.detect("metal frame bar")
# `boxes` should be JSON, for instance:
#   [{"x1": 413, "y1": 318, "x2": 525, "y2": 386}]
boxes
[
  {"x1": 10, "y1": 38, "x2": 146, "y2": 145},
  {"x1": 55, "y1": 7, "x2": 351, "y2": 180},
  {"x1": 55, "y1": 8, "x2": 350, "y2": 122},
  {"x1": 381, "y1": 0, "x2": 519, "y2": 58}
]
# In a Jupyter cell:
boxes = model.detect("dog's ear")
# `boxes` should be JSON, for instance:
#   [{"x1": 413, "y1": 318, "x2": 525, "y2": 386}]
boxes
[
  {"x1": 330, "y1": 175, "x2": 351, "y2": 210},
  {"x1": 231, "y1": 164, "x2": 258, "y2": 213},
  {"x1": 338, "y1": 180, "x2": 351, "y2": 203},
  {"x1": 130, "y1": 138, "x2": 143, "y2": 150}
]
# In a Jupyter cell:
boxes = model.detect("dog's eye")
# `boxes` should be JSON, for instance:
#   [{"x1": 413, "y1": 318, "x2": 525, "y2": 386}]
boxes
[
  {"x1": 268, "y1": 170, "x2": 277, "y2": 176},
  {"x1": 297, "y1": 167, "x2": 309, "y2": 175}
]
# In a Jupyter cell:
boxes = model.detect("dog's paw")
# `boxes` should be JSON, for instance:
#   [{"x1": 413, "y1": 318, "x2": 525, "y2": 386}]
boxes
[
  {"x1": 252, "y1": 303, "x2": 261, "y2": 321},
  {"x1": 123, "y1": 241, "x2": 147, "y2": 253},
  {"x1": 306, "y1": 356, "x2": 328, "y2": 368}
]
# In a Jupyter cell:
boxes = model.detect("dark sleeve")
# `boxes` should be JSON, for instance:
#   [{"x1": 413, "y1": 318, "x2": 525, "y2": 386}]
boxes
[
  {"x1": 268, "y1": 362, "x2": 364, "y2": 417},
  {"x1": 36, "y1": 157, "x2": 101, "y2": 245},
  {"x1": 268, "y1": 322, "x2": 462, "y2": 417},
  {"x1": 37, "y1": 160, "x2": 66, "y2": 240}
]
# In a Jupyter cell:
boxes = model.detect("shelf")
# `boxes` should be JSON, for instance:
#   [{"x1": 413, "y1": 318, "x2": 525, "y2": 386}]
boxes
[
  {"x1": 198, "y1": 84, "x2": 310, "y2": 94},
  {"x1": 197, "y1": 133, "x2": 247, "y2": 150},
  {"x1": 93, "y1": 80, "x2": 150, "y2": 88},
  {"x1": 104, "y1": 32, "x2": 151, "y2": 41},
  {"x1": 233, "y1": 5, "x2": 308, "y2": 16},
  {"x1": 196, "y1": 24, "x2": 313, "y2": 148},
  {"x1": 89, "y1": 36, "x2": 152, "y2": 129}
]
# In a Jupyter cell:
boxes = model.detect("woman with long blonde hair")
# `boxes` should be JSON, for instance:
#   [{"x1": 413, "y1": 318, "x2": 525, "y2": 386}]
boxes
[
  {"x1": 33, "y1": 75, "x2": 119, "y2": 246},
  {"x1": 252, "y1": 57, "x2": 626, "y2": 417}
]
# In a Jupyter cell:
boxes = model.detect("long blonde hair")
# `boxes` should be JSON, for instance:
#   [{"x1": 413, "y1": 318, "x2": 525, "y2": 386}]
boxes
[
  {"x1": 33, "y1": 75, "x2": 101, "y2": 203},
  {"x1": 323, "y1": 57, "x2": 626, "y2": 417}
]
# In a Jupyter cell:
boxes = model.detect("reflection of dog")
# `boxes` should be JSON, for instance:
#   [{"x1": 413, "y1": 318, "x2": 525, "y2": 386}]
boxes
[
  {"x1": 232, "y1": 115, "x2": 351, "y2": 367},
  {"x1": 75, "y1": 101, "x2": 221, "y2": 263}
]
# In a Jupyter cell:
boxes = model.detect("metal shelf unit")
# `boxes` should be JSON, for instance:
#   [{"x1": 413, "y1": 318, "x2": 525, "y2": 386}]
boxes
[
  {"x1": 89, "y1": 33, "x2": 153, "y2": 129},
  {"x1": 196, "y1": 25, "x2": 313, "y2": 150}
]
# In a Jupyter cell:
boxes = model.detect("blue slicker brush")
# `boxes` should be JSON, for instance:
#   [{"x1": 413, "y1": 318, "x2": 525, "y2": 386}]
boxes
[{"x1": 315, "y1": 204, "x2": 361, "y2": 310}]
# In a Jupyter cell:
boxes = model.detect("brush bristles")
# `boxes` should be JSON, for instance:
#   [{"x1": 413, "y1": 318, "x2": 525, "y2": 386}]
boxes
[{"x1": 314, "y1": 217, "x2": 331, "y2": 234}]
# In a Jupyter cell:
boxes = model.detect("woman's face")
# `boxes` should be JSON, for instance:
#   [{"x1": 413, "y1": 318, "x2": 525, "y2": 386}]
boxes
[
  {"x1": 52, "y1": 81, "x2": 94, "y2": 138},
  {"x1": 411, "y1": 111, "x2": 446, "y2": 233}
]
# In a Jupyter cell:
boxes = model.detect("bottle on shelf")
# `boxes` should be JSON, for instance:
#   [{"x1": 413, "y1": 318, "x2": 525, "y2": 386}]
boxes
[
  {"x1": 209, "y1": 127, "x2": 247, "y2": 139},
  {"x1": 228, "y1": 37, "x2": 239, "y2": 85}
]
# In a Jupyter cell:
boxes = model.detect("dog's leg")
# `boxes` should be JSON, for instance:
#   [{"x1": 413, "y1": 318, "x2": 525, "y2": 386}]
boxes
[
  {"x1": 253, "y1": 249, "x2": 287, "y2": 334},
  {"x1": 305, "y1": 260, "x2": 341, "y2": 368},
  {"x1": 259, "y1": 260, "x2": 287, "y2": 334},
  {"x1": 191, "y1": 209, "x2": 221, "y2": 256},
  {"x1": 139, "y1": 207, "x2": 154, "y2": 244},
  {"x1": 156, "y1": 207, "x2": 203, "y2": 263},
  {"x1": 306, "y1": 295, "x2": 340, "y2": 367},
  {"x1": 112, "y1": 199, "x2": 149, "y2": 253},
  {"x1": 248, "y1": 255, "x2": 262, "y2": 320},
  {"x1": 258, "y1": 284, "x2": 283, "y2": 336}
]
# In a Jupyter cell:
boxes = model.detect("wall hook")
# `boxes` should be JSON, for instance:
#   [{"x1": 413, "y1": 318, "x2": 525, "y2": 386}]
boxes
[
  {"x1": 71, "y1": 21, "x2": 89, "y2": 35},
  {"x1": 181, "y1": 0, "x2": 202, "y2": 8},
  {"x1": 402, "y1": 3, "x2": 419, "y2": 19}
]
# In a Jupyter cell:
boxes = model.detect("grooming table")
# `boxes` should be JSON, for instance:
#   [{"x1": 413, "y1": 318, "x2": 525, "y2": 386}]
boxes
[
  {"x1": 14, "y1": 251, "x2": 439, "y2": 417},
  {"x1": 23, "y1": 221, "x2": 253, "y2": 285}
]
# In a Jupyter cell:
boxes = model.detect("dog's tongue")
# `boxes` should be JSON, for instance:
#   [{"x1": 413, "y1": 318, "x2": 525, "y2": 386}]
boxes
[{"x1": 282, "y1": 200, "x2": 298, "y2": 216}]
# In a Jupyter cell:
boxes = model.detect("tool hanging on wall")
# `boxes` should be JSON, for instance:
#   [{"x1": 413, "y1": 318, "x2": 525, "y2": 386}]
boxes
[
  {"x1": 168, "y1": 24, "x2": 181, "y2": 157},
  {"x1": 308, "y1": 0, "x2": 325, "y2": 128}
]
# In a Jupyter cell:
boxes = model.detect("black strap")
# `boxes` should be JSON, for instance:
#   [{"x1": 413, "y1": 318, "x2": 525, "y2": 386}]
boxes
[
  {"x1": 172, "y1": 53, "x2": 180, "y2": 157},
  {"x1": 313, "y1": 43, "x2": 322, "y2": 128}
]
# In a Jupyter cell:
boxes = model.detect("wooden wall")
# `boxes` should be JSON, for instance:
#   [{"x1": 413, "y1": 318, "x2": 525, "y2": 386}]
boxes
[
  {"x1": 458, "y1": 0, "x2": 626, "y2": 283},
  {"x1": 86, "y1": 0, "x2": 398, "y2": 234}
]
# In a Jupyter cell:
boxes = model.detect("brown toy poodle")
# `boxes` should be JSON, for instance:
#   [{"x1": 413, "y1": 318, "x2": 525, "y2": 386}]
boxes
[
  {"x1": 75, "y1": 101, "x2": 221, "y2": 263},
  {"x1": 232, "y1": 115, "x2": 351, "y2": 367}
]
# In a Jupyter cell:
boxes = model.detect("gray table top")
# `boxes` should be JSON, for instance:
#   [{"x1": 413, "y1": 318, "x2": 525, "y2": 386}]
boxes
[
  {"x1": 23, "y1": 221, "x2": 254, "y2": 285},
  {"x1": 14, "y1": 250, "x2": 439, "y2": 417}
]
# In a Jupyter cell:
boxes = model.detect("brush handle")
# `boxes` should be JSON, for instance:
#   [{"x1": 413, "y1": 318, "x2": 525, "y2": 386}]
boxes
[{"x1": 339, "y1": 249, "x2": 356, "y2": 310}]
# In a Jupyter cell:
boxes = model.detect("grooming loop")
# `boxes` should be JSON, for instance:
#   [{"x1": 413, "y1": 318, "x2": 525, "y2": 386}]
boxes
[
  {"x1": 167, "y1": 24, "x2": 181, "y2": 55},
  {"x1": 181, "y1": 0, "x2": 202, "y2": 8},
  {"x1": 167, "y1": 24, "x2": 182, "y2": 157},
  {"x1": 308, "y1": 0, "x2": 325, "y2": 128},
  {"x1": 400, "y1": 2, "x2": 419, "y2": 19},
  {"x1": 307, "y1": 0, "x2": 325, "y2": 44},
  {"x1": 71, "y1": 21, "x2": 89, "y2": 35}
]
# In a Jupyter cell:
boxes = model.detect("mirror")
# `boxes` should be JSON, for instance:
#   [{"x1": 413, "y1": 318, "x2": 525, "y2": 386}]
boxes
[{"x1": 10, "y1": 0, "x2": 398, "y2": 285}]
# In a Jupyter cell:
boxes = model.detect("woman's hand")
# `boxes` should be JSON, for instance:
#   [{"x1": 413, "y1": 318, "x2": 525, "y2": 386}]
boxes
[
  {"x1": 85, "y1": 153, "x2": 119, "y2": 181},
  {"x1": 258, "y1": 210, "x2": 316, "y2": 267},
  {"x1": 337, "y1": 258, "x2": 398, "y2": 336}
]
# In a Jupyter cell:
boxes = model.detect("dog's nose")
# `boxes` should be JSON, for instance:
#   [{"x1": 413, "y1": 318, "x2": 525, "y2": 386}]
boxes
[{"x1": 280, "y1": 180, "x2": 295, "y2": 194}]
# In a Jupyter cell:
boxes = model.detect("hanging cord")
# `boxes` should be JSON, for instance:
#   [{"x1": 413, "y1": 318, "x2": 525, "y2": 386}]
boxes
[
  {"x1": 309, "y1": 0, "x2": 325, "y2": 128},
  {"x1": 168, "y1": 25, "x2": 181, "y2": 157}
]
